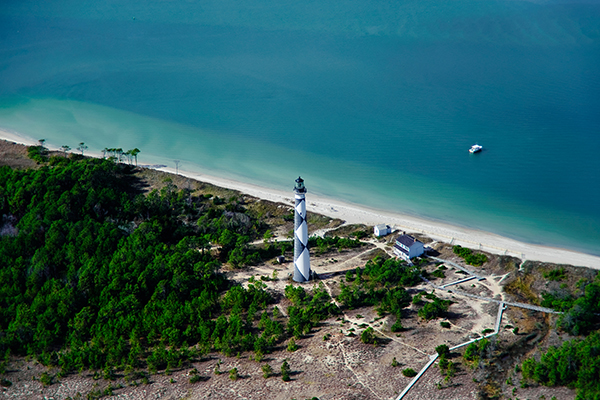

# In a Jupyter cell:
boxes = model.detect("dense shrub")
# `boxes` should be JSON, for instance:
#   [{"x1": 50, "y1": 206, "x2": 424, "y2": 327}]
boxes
[
  {"x1": 338, "y1": 256, "x2": 417, "y2": 316},
  {"x1": 452, "y1": 245, "x2": 488, "y2": 266},
  {"x1": 285, "y1": 283, "x2": 340, "y2": 339},
  {"x1": 463, "y1": 339, "x2": 489, "y2": 364},
  {"x1": 522, "y1": 331, "x2": 600, "y2": 399},
  {"x1": 543, "y1": 267, "x2": 568, "y2": 281},
  {"x1": 417, "y1": 294, "x2": 452, "y2": 321},
  {"x1": 556, "y1": 274, "x2": 600, "y2": 335},
  {"x1": 360, "y1": 327, "x2": 377, "y2": 345},
  {"x1": 308, "y1": 236, "x2": 363, "y2": 254}
]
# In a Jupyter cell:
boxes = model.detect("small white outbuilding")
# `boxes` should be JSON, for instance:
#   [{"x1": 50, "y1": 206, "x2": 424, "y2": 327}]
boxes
[{"x1": 374, "y1": 224, "x2": 391, "y2": 237}]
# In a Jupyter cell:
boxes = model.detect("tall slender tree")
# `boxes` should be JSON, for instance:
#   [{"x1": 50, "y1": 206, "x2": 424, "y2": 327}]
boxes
[
  {"x1": 77, "y1": 142, "x2": 88, "y2": 155},
  {"x1": 60, "y1": 145, "x2": 71, "y2": 156},
  {"x1": 130, "y1": 148, "x2": 141, "y2": 166},
  {"x1": 281, "y1": 359, "x2": 290, "y2": 382}
]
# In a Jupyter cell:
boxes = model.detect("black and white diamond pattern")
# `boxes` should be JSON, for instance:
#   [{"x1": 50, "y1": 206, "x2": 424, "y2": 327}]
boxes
[{"x1": 293, "y1": 194, "x2": 311, "y2": 282}]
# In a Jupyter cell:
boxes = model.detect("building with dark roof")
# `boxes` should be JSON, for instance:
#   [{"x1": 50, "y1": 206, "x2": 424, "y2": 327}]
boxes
[{"x1": 393, "y1": 234, "x2": 424, "y2": 260}]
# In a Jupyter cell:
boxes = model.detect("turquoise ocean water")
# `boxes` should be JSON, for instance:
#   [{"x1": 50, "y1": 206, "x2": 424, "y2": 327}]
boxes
[{"x1": 1, "y1": 1, "x2": 599, "y2": 255}]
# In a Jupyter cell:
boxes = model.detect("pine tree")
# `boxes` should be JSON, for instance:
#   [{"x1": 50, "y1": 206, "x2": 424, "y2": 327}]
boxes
[
  {"x1": 281, "y1": 359, "x2": 291, "y2": 382},
  {"x1": 262, "y1": 364, "x2": 272, "y2": 378}
]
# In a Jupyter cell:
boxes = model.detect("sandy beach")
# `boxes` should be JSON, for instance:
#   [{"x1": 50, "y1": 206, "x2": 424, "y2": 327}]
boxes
[{"x1": 2, "y1": 128, "x2": 600, "y2": 269}]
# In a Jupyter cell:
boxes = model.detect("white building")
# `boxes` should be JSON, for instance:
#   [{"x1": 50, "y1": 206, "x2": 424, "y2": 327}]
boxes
[
  {"x1": 374, "y1": 224, "x2": 391, "y2": 237},
  {"x1": 393, "y1": 234, "x2": 424, "y2": 260}
]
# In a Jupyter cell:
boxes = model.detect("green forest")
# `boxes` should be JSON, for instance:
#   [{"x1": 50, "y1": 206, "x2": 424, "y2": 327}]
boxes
[{"x1": 0, "y1": 151, "x2": 340, "y2": 378}]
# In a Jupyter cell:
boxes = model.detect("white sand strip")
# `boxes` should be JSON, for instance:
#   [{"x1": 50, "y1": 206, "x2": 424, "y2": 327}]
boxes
[{"x1": 2, "y1": 128, "x2": 599, "y2": 269}]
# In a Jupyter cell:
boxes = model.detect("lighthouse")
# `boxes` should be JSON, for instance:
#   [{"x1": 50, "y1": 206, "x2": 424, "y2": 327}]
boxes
[{"x1": 293, "y1": 177, "x2": 311, "y2": 282}]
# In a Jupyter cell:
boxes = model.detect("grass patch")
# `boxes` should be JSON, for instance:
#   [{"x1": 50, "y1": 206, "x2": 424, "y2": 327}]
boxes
[{"x1": 505, "y1": 275, "x2": 539, "y2": 305}]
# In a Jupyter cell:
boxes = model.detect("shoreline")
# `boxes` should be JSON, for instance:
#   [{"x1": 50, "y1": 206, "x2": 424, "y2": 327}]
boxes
[{"x1": 2, "y1": 128, "x2": 599, "y2": 269}]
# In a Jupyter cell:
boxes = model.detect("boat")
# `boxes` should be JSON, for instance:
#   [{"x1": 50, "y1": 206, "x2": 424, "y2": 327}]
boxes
[{"x1": 469, "y1": 144, "x2": 483, "y2": 153}]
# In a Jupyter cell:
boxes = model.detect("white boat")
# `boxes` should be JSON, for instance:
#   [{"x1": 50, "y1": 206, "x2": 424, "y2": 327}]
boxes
[{"x1": 469, "y1": 144, "x2": 483, "y2": 153}]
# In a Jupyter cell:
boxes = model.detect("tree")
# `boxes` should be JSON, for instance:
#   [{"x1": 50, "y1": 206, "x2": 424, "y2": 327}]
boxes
[
  {"x1": 60, "y1": 145, "x2": 71, "y2": 156},
  {"x1": 130, "y1": 148, "x2": 141, "y2": 166},
  {"x1": 281, "y1": 359, "x2": 291, "y2": 382},
  {"x1": 229, "y1": 367, "x2": 238, "y2": 380},
  {"x1": 361, "y1": 327, "x2": 377, "y2": 345},
  {"x1": 40, "y1": 371, "x2": 53, "y2": 386},
  {"x1": 287, "y1": 338, "x2": 298, "y2": 352},
  {"x1": 77, "y1": 142, "x2": 88, "y2": 155},
  {"x1": 435, "y1": 344, "x2": 450, "y2": 358},
  {"x1": 262, "y1": 364, "x2": 272, "y2": 378},
  {"x1": 391, "y1": 319, "x2": 404, "y2": 332},
  {"x1": 418, "y1": 298, "x2": 451, "y2": 321}
]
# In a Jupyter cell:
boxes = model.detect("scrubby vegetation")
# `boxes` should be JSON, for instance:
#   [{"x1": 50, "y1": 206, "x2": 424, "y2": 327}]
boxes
[
  {"x1": 522, "y1": 332, "x2": 600, "y2": 400},
  {"x1": 360, "y1": 327, "x2": 377, "y2": 345},
  {"x1": 284, "y1": 283, "x2": 340, "y2": 339},
  {"x1": 337, "y1": 256, "x2": 418, "y2": 331},
  {"x1": 521, "y1": 273, "x2": 600, "y2": 398},
  {"x1": 452, "y1": 245, "x2": 488, "y2": 266},
  {"x1": 463, "y1": 339, "x2": 490, "y2": 366},
  {"x1": 543, "y1": 273, "x2": 600, "y2": 335},
  {"x1": 307, "y1": 235, "x2": 363, "y2": 254},
  {"x1": 417, "y1": 292, "x2": 452, "y2": 321},
  {"x1": 543, "y1": 267, "x2": 567, "y2": 282}
]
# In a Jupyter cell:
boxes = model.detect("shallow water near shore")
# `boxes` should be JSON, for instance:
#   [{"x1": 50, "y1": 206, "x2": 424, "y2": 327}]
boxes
[{"x1": 1, "y1": 1, "x2": 600, "y2": 256}]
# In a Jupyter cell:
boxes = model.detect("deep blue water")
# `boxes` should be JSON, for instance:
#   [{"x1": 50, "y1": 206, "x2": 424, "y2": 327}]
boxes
[{"x1": 1, "y1": 1, "x2": 600, "y2": 255}]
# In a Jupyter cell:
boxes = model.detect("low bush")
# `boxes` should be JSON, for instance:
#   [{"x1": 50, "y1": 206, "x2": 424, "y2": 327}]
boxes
[
  {"x1": 452, "y1": 245, "x2": 488, "y2": 266},
  {"x1": 543, "y1": 267, "x2": 567, "y2": 281}
]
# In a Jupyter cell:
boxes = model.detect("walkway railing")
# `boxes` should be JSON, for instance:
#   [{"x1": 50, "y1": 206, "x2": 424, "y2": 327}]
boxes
[{"x1": 394, "y1": 256, "x2": 559, "y2": 399}]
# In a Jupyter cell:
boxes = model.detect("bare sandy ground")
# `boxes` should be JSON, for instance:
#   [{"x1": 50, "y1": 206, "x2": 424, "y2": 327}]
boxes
[{"x1": 2, "y1": 128, "x2": 599, "y2": 270}]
